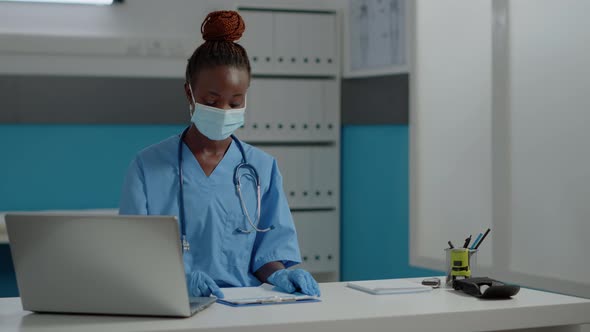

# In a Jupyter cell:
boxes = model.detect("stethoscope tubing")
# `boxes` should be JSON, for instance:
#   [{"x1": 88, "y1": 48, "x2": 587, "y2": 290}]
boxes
[{"x1": 178, "y1": 126, "x2": 272, "y2": 252}]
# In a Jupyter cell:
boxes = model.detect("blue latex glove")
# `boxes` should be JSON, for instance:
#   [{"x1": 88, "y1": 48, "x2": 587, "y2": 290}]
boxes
[
  {"x1": 186, "y1": 271, "x2": 224, "y2": 298},
  {"x1": 267, "y1": 269, "x2": 321, "y2": 296}
]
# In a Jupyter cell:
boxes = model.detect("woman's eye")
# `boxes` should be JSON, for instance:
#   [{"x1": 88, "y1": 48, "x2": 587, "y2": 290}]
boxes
[{"x1": 231, "y1": 104, "x2": 242, "y2": 108}]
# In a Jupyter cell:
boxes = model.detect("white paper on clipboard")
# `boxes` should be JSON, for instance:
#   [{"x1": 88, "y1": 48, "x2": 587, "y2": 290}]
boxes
[{"x1": 219, "y1": 283, "x2": 318, "y2": 305}]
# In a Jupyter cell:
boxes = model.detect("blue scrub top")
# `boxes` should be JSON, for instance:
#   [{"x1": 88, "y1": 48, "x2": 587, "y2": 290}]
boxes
[{"x1": 119, "y1": 133, "x2": 301, "y2": 287}]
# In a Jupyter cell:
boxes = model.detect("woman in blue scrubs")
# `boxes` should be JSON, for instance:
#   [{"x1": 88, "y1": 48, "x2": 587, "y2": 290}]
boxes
[{"x1": 119, "y1": 11, "x2": 320, "y2": 298}]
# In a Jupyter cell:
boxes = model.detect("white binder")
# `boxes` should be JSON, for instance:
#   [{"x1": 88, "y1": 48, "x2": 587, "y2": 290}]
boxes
[
  {"x1": 274, "y1": 13, "x2": 301, "y2": 74},
  {"x1": 312, "y1": 146, "x2": 338, "y2": 208},
  {"x1": 322, "y1": 80, "x2": 339, "y2": 141},
  {"x1": 238, "y1": 11, "x2": 274, "y2": 74},
  {"x1": 293, "y1": 211, "x2": 339, "y2": 273}
]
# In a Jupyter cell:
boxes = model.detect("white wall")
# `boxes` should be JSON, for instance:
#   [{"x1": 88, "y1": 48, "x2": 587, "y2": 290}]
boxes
[
  {"x1": 410, "y1": 0, "x2": 493, "y2": 272},
  {"x1": 411, "y1": 0, "x2": 590, "y2": 298},
  {"x1": 508, "y1": 0, "x2": 590, "y2": 287}
]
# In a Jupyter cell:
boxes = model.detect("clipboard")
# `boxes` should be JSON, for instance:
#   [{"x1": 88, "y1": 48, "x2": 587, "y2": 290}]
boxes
[{"x1": 217, "y1": 283, "x2": 320, "y2": 307}]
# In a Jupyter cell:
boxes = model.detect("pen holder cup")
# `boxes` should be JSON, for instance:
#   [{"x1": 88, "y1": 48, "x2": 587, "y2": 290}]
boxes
[{"x1": 444, "y1": 248, "x2": 478, "y2": 288}]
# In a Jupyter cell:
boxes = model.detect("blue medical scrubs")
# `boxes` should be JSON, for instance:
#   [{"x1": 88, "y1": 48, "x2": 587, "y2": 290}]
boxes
[{"x1": 119, "y1": 133, "x2": 301, "y2": 287}]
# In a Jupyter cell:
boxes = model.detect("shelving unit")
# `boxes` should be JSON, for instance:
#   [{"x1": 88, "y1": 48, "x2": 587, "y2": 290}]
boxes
[{"x1": 236, "y1": 7, "x2": 341, "y2": 281}]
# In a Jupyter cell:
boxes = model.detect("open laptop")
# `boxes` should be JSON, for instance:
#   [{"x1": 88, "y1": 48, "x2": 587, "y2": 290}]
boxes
[{"x1": 5, "y1": 213, "x2": 216, "y2": 317}]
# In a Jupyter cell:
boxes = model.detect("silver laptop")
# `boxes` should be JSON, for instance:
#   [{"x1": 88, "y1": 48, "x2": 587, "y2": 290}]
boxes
[{"x1": 5, "y1": 213, "x2": 216, "y2": 317}]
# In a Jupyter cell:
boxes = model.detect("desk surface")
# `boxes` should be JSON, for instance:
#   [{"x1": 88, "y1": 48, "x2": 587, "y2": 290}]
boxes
[{"x1": 1, "y1": 278, "x2": 589, "y2": 332}]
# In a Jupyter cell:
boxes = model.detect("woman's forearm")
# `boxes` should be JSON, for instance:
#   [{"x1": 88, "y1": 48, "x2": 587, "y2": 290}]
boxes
[{"x1": 254, "y1": 261, "x2": 286, "y2": 283}]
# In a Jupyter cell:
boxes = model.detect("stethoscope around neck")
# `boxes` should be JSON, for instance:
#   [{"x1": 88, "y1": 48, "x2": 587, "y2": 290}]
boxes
[{"x1": 178, "y1": 126, "x2": 274, "y2": 252}]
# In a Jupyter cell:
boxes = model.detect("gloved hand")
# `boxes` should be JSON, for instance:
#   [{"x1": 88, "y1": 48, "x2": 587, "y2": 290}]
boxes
[
  {"x1": 267, "y1": 269, "x2": 320, "y2": 296},
  {"x1": 186, "y1": 271, "x2": 224, "y2": 298}
]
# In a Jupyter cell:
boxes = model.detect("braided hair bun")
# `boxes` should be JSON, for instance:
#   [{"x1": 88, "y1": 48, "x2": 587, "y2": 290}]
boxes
[
  {"x1": 201, "y1": 10, "x2": 245, "y2": 42},
  {"x1": 185, "y1": 10, "x2": 250, "y2": 84}
]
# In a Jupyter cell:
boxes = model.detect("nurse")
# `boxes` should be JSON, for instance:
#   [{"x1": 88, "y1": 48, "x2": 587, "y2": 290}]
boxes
[{"x1": 119, "y1": 10, "x2": 320, "y2": 298}]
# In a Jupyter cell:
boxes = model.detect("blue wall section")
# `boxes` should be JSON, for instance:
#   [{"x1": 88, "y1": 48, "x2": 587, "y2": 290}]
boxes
[
  {"x1": 0, "y1": 125, "x2": 185, "y2": 211},
  {"x1": 0, "y1": 124, "x2": 439, "y2": 296},
  {"x1": 341, "y1": 125, "x2": 440, "y2": 281},
  {"x1": 0, "y1": 124, "x2": 185, "y2": 296}
]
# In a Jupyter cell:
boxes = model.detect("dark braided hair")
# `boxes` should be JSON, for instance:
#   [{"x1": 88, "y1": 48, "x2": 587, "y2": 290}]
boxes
[{"x1": 185, "y1": 10, "x2": 251, "y2": 85}]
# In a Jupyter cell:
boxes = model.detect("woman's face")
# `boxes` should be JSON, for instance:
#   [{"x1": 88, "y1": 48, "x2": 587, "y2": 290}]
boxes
[{"x1": 185, "y1": 66, "x2": 250, "y2": 110}]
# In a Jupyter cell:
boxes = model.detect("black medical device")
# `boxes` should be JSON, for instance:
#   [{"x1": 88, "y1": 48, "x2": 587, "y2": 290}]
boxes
[{"x1": 453, "y1": 277, "x2": 520, "y2": 299}]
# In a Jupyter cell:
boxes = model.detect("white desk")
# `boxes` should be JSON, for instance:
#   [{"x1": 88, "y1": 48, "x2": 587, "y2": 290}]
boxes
[{"x1": 1, "y1": 278, "x2": 589, "y2": 332}]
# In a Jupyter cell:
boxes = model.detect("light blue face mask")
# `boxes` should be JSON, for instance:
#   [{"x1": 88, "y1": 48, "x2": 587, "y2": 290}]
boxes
[{"x1": 188, "y1": 85, "x2": 246, "y2": 141}]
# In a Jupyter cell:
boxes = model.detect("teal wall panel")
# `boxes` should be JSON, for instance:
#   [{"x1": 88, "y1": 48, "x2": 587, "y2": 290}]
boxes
[
  {"x1": 0, "y1": 124, "x2": 185, "y2": 296},
  {"x1": 341, "y1": 125, "x2": 440, "y2": 281},
  {"x1": 0, "y1": 124, "x2": 440, "y2": 297}
]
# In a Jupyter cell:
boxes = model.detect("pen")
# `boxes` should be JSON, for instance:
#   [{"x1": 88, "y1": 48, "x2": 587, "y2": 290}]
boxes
[
  {"x1": 470, "y1": 233, "x2": 483, "y2": 249},
  {"x1": 448, "y1": 241, "x2": 454, "y2": 249},
  {"x1": 463, "y1": 235, "x2": 472, "y2": 248},
  {"x1": 474, "y1": 228, "x2": 491, "y2": 250}
]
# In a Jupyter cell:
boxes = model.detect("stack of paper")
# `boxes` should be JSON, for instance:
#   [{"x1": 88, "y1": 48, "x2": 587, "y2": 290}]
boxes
[{"x1": 347, "y1": 279, "x2": 432, "y2": 295}]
